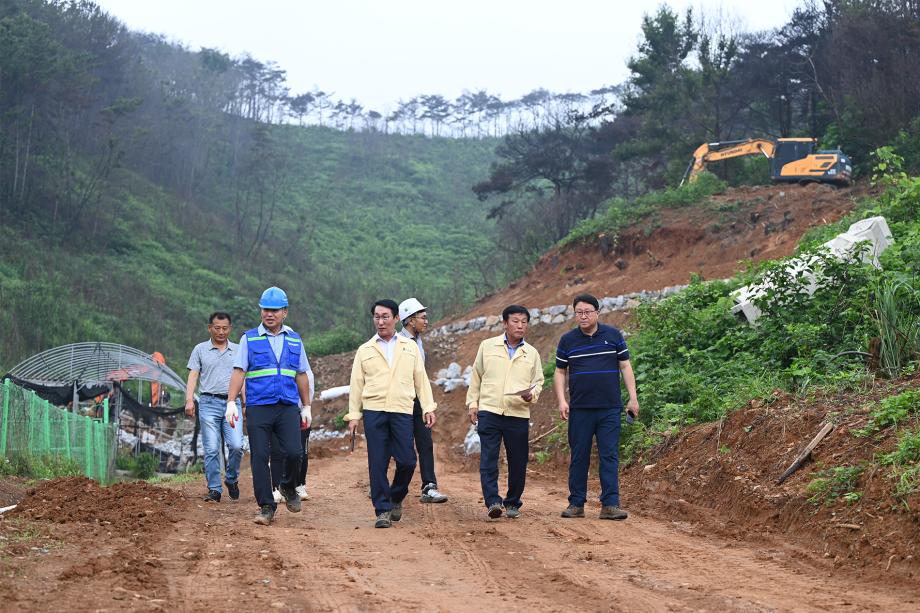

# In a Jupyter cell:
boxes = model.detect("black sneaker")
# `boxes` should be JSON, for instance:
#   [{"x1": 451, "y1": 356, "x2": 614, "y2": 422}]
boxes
[
  {"x1": 279, "y1": 486, "x2": 301, "y2": 513},
  {"x1": 374, "y1": 511, "x2": 392, "y2": 528},
  {"x1": 487, "y1": 503, "x2": 503, "y2": 519},
  {"x1": 599, "y1": 506, "x2": 628, "y2": 520},
  {"x1": 254, "y1": 505, "x2": 274, "y2": 525},
  {"x1": 225, "y1": 481, "x2": 240, "y2": 500},
  {"x1": 561, "y1": 505, "x2": 584, "y2": 518},
  {"x1": 203, "y1": 489, "x2": 221, "y2": 503},
  {"x1": 390, "y1": 502, "x2": 403, "y2": 522}
]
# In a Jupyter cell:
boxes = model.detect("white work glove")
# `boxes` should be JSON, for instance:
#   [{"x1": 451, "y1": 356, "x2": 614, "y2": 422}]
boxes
[
  {"x1": 300, "y1": 405, "x2": 312, "y2": 428},
  {"x1": 225, "y1": 400, "x2": 239, "y2": 428}
]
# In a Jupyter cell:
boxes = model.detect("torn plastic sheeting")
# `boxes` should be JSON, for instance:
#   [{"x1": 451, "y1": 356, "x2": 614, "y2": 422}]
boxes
[{"x1": 732, "y1": 216, "x2": 893, "y2": 324}]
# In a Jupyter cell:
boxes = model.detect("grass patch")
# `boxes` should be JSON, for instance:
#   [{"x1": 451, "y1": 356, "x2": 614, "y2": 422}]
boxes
[
  {"x1": 806, "y1": 464, "x2": 866, "y2": 505},
  {"x1": 0, "y1": 454, "x2": 82, "y2": 480}
]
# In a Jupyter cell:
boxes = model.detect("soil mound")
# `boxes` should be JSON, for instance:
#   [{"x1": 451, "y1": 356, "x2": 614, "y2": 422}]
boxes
[
  {"x1": 622, "y1": 376, "x2": 920, "y2": 582},
  {"x1": 14, "y1": 477, "x2": 186, "y2": 533},
  {"x1": 461, "y1": 183, "x2": 863, "y2": 320}
]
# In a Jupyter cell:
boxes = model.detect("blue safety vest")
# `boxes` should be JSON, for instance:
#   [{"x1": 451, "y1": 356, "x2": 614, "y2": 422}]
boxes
[{"x1": 244, "y1": 328, "x2": 302, "y2": 406}]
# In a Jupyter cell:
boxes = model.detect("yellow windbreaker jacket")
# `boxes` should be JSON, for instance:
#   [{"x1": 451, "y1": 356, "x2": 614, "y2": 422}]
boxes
[
  {"x1": 346, "y1": 334, "x2": 436, "y2": 421},
  {"x1": 466, "y1": 334, "x2": 544, "y2": 418}
]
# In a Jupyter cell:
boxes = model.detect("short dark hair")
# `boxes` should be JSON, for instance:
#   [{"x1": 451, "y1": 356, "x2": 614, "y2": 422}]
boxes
[
  {"x1": 372, "y1": 299, "x2": 399, "y2": 318},
  {"x1": 502, "y1": 304, "x2": 530, "y2": 322},
  {"x1": 209, "y1": 311, "x2": 232, "y2": 324},
  {"x1": 572, "y1": 294, "x2": 599, "y2": 311}
]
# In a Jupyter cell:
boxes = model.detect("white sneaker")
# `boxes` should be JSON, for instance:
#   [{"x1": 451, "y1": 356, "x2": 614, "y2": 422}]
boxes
[
  {"x1": 420, "y1": 484, "x2": 448, "y2": 503},
  {"x1": 295, "y1": 485, "x2": 309, "y2": 500},
  {"x1": 272, "y1": 488, "x2": 283, "y2": 504}
]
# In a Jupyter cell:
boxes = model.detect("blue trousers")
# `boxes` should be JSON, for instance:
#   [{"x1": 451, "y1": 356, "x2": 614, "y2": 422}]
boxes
[
  {"x1": 567, "y1": 408, "x2": 621, "y2": 507},
  {"x1": 198, "y1": 395, "x2": 243, "y2": 493},
  {"x1": 247, "y1": 403, "x2": 301, "y2": 509},
  {"x1": 477, "y1": 411, "x2": 529, "y2": 509},
  {"x1": 364, "y1": 410, "x2": 416, "y2": 515}
]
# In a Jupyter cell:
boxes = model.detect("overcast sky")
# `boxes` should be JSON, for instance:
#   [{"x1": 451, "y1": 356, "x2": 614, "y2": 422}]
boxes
[{"x1": 94, "y1": 0, "x2": 805, "y2": 112}]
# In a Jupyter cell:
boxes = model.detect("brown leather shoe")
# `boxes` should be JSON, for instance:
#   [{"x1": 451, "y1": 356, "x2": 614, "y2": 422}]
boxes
[
  {"x1": 599, "y1": 506, "x2": 628, "y2": 520},
  {"x1": 561, "y1": 505, "x2": 584, "y2": 518}
]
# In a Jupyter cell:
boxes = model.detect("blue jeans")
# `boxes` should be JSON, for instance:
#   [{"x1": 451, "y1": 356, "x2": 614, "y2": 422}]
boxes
[
  {"x1": 198, "y1": 395, "x2": 243, "y2": 493},
  {"x1": 567, "y1": 408, "x2": 621, "y2": 507},
  {"x1": 364, "y1": 410, "x2": 416, "y2": 515},
  {"x1": 477, "y1": 411, "x2": 529, "y2": 509}
]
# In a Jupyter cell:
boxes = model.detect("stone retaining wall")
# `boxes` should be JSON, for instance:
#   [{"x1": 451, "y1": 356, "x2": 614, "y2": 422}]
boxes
[{"x1": 428, "y1": 284, "x2": 689, "y2": 338}]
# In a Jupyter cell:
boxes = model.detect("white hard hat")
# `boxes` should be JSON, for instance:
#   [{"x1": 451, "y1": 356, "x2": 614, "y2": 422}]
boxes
[{"x1": 399, "y1": 298, "x2": 426, "y2": 322}]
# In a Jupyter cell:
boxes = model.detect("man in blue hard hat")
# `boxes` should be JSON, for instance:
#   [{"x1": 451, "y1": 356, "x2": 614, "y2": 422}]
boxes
[{"x1": 226, "y1": 286, "x2": 314, "y2": 526}]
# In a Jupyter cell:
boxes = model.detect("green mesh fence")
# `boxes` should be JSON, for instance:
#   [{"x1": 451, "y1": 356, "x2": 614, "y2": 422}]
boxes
[{"x1": 0, "y1": 379, "x2": 117, "y2": 483}]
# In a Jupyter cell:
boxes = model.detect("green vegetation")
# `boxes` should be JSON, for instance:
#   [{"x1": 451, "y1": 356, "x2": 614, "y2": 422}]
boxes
[
  {"x1": 559, "y1": 172, "x2": 726, "y2": 248},
  {"x1": 0, "y1": 453, "x2": 82, "y2": 480},
  {"x1": 880, "y1": 428, "x2": 920, "y2": 501},
  {"x1": 854, "y1": 391, "x2": 920, "y2": 437},
  {"x1": 806, "y1": 465, "x2": 866, "y2": 505},
  {"x1": 147, "y1": 462, "x2": 203, "y2": 485}
]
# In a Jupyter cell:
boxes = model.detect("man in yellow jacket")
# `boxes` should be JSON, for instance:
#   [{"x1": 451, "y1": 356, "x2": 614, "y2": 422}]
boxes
[
  {"x1": 347, "y1": 299, "x2": 437, "y2": 528},
  {"x1": 466, "y1": 305, "x2": 544, "y2": 519}
]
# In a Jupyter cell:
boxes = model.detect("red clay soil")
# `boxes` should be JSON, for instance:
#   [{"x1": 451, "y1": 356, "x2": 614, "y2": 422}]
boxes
[
  {"x1": 461, "y1": 182, "x2": 867, "y2": 320},
  {"x1": 621, "y1": 375, "x2": 920, "y2": 583},
  {"x1": 2, "y1": 443, "x2": 918, "y2": 612}
]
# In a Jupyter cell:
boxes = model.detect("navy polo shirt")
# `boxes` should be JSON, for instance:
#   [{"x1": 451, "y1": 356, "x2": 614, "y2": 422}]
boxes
[{"x1": 555, "y1": 323, "x2": 630, "y2": 409}]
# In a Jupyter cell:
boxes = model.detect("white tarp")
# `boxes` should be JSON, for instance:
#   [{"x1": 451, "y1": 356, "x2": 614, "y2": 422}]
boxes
[
  {"x1": 732, "y1": 216, "x2": 893, "y2": 324},
  {"x1": 320, "y1": 385, "x2": 350, "y2": 401}
]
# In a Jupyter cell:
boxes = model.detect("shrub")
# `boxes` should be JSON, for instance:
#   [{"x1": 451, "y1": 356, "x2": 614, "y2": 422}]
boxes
[
  {"x1": 132, "y1": 452, "x2": 160, "y2": 480},
  {"x1": 305, "y1": 327, "x2": 364, "y2": 357}
]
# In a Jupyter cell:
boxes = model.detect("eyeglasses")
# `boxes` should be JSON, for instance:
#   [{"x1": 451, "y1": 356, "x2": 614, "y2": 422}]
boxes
[
  {"x1": 575, "y1": 309, "x2": 597, "y2": 318},
  {"x1": 373, "y1": 315, "x2": 392, "y2": 321}
]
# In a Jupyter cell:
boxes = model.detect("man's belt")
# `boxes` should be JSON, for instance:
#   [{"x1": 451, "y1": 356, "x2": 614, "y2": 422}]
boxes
[{"x1": 201, "y1": 392, "x2": 229, "y2": 400}]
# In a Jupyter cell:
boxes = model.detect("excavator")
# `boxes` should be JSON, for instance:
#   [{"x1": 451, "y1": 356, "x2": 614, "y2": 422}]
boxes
[{"x1": 681, "y1": 137, "x2": 852, "y2": 186}]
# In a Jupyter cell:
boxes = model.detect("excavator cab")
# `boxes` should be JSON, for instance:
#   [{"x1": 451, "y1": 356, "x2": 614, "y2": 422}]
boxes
[{"x1": 772, "y1": 138, "x2": 852, "y2": 185}]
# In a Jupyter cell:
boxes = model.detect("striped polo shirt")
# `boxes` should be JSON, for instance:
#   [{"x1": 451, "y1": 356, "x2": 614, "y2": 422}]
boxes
[{"x1": 555, "y1": 323, "x2": 630, "y2": 409}]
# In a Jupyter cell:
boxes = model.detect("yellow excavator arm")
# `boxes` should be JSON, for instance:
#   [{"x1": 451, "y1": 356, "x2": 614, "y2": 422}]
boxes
[{"x1": 683, "y1": 139, "x2": 777, "y2": 184}]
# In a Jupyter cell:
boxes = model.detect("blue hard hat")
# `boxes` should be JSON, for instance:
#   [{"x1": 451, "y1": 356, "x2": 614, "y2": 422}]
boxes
[{"x1": 259, "y1": 286, "x2": 289, "y2": 309}]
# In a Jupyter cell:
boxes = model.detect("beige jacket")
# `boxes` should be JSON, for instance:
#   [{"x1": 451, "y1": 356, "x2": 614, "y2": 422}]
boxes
[
  {"x1": 466, "y1": 334, "x2": 544, "y2": 418},
  {"x1": 346, "y1": 334, "x2": 436, "y2": 421}
]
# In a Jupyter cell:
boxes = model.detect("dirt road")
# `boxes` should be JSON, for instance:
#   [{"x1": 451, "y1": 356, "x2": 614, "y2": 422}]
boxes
[{"x1": 3, "y1": 445, "x2": 919, "y2": 613}]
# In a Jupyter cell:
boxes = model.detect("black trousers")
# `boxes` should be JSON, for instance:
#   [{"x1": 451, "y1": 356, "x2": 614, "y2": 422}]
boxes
[
  {"x1": 271, "y1": 426, "x2": 310, "y2": 489},
  {"x1": 412, "y1": 399, "x2": 438, "y2": 490},
  {"x1": 247, "y1": 403, "x2": 300, "y2": 509}
]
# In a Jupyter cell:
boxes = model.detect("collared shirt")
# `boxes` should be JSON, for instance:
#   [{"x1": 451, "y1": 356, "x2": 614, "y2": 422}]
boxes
[
  {"x1": 504, "y1": 334, "x2": 524, "y2": 359},
  {"x1": 555, "y1": 323, "x2": 630, "y2": 410},
  {"x1": 398, "y1": 327, "x2": 426, "y2": 364},
  {"x1": 373, "y1": 333, "x2": 400, "y2": 366},
  {"x1": 234, "y1": 324, "x2": 312, "y2": 373},
  {"x1": 187, "y1": 339, "x2": 239, "y2": 395}
]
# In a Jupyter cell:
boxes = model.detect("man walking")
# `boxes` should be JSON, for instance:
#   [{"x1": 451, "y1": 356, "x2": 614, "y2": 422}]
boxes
[
  {"x1": 226, "y1": 287, "x2": 313, "y2": 526},
  {"x1": 185, "y1": 312, "x2": 242, "y2": 502},
  {"x1": 554, "y1": 293, "x2": 639, "y2": 520},
  {"x1": 466, "y1": 305, "x2": 544, "y2": 519},
  {"x1": 398, "y1": 297, "x2": 448, "y2": 504},
  {"x1": 346, "y1": 299, "x2": 437, "y2": 528}
]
